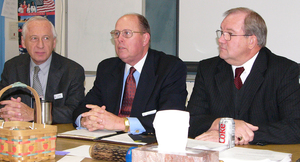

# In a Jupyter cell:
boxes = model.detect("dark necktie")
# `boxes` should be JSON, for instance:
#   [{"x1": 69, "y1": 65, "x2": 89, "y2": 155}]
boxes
[
  {"x1": 234, "y1": 67, "x2": 244, "y2": 90},
  {"x1": 33, "y1": 66, "x2": 43, "y2": 97},
  {"x1": 119, "y1": 67, "x2": 136, "y2": 117}
]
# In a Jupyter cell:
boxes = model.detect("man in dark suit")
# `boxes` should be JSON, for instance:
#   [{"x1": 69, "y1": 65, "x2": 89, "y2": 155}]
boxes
[
  {"x1": 73, "y1": 13, "x2": 187, "y2": 134},
  {"x1": 0, "y1": 16, "x2": 85, "y2": 124},
  {"x1": 187, "y1": 7, "x2": 300, "y2": 145}
]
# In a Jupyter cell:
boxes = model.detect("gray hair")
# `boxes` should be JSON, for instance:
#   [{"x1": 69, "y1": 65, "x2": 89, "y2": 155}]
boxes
[
  {"x1": 224, "y1": 7, "x2": 267, "y2": 47},
  {"x1": 22, "y1": 16, "x2": 57, "y2": 39}
]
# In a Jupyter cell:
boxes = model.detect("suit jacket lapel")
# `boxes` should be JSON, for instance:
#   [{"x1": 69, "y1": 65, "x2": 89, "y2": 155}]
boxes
[
  {"x1": 108, "y1": 60, "x2": 125, "y2": 115},
  {"x1": 215, "y1": 60, "x2": 235, "y2": 117},
  {"x1": 45, "y1": 53, "x2": 62, "y2": 101},
  {"x1": 131, "y1": 50, "x2": 158, "y2": 117},
  {"x1": 17, "y1": 55, "x2": 31, "y2": 85},
  {"x1": 239, "y1": 51, "x2": 267, "y2": 116}
]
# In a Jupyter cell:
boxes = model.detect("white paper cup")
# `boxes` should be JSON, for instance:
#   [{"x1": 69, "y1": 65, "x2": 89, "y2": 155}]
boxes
[{"x1": 153, "y1": 110, "x2": 190, "y2": 152}]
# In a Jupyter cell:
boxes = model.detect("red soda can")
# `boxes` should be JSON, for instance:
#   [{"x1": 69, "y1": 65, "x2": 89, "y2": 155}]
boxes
[{"x1": 219, "y1": 118, "x2": 235, "y2": 148}]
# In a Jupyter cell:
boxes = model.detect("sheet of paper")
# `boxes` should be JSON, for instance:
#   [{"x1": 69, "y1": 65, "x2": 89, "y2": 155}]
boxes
[
  {"x1": 101, "y1": 133, "x2": 147, "y2": 145},
  {"x1": 63, "y1": 145, "x2": 91, "y2": 158},
  {"x1": 219, "y1": 147, "x2": 291, "y2": 162},
  {"x1": 57, "y1": 129, "x2": 116, "y2": 140},
  {"x1": 1, "y1": 0, "x2": 17, "y2": 19},
  {"x1": 57, "y1": 155, "x2": 85, "y2": 162},
  {"x1": 186, "y1": 138, "x2": 228, "y2": 151}
]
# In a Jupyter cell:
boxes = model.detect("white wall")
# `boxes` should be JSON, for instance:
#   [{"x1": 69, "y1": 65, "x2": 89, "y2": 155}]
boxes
[{"x1": 54, "y1": 0, "x2": 65, "y2": 56}]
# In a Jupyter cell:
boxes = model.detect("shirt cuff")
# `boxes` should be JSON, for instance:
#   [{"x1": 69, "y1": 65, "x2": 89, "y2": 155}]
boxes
[
  {"x1": 75, "y1": 114, "x2": 86, "y2": 130},
  {"x1": 127, "y1": 117, "x2": 146, "y2": 135}
]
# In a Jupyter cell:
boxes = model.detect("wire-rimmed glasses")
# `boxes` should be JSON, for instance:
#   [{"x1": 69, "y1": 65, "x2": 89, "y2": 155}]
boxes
[
  {"x1": 216, "y1": 30, "x2": 252, "y2": 41},
  {"x1": 110, "y1": 29, "x2": 145, "y2": 38}
]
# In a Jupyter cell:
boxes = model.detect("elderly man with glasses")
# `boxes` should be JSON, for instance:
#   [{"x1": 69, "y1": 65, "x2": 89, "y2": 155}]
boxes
[
  {"x1": 73, "y1": 13, "x2": 187, "y2": 134},
  {"x1": 187, "y1": 7, "x2": 300, "y2": 145}
]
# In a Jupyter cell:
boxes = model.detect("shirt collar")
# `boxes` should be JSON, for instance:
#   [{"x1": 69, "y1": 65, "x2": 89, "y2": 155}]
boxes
[
  {"x1": 125, "y1": 52, "x2": 148, "y2": 74},
  {"x1": 232, "y1": 52, "x2": 258, "y2": 76},
  {"x1": 30, "y1": 54, "x2": 52, "y2": 75}
]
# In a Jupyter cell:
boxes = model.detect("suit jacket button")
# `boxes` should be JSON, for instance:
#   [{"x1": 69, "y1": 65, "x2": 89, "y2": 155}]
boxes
[{"x1": 135, "y1": 130, "x2": 140, "y2": 133}]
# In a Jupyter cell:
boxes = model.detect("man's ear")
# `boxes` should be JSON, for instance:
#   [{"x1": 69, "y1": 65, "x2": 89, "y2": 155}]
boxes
[
  {"x1": 21, "y1": 36, "x2": 26, "y2": 48},
  {"x1": 53, "y1": 38, "x2": 57, "y2": 49},
  {"x1": 248, "y1": 35, "x2": 257, "y2": 49},
  {"x1": 142, "y1": 33, "x2": 150, "y2": 46}
]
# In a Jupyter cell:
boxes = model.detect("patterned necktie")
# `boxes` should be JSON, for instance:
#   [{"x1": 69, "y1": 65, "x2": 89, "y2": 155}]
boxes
[
  {"x1": 33, "y1": 66, "x2": 43, "y2": 97},
  {"x1": 119, "y1": 67, "x2": 136, "y2": 117},
  {"x1": 234, "y1": 67, "x2": 244, "y2": 90}
]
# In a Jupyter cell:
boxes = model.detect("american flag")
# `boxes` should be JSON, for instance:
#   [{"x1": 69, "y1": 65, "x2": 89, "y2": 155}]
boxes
[{"x1": 37, "y1": 0, "x2": 55, "y2": 13}]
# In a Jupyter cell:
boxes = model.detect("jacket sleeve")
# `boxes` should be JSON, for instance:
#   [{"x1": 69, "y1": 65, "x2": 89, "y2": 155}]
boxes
[
  {"x1": 52, "y1": 64, "x2": 85, "y2": 124},
  {"x1": 186, "y1": 61, "x2": 218, "y2": 138},
  {"x1": 252, "y1": 62, "x2": 300, "y2": 144}
]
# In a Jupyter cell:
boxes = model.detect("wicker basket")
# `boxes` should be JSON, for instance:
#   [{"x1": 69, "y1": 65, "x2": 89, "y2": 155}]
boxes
[{"x1": 0, "y1": 82, "x2": 57, "y2": 162}]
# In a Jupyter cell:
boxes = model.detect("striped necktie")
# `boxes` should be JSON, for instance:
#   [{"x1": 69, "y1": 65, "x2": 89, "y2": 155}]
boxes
[{"x1": 33, "y1": 66, "x2": 43, "y2": 97}]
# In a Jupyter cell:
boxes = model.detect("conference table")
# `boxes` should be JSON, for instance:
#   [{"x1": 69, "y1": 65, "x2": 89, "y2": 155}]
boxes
[{"x1": 54, "y1": 124, "x2": 300, "y2": 162}]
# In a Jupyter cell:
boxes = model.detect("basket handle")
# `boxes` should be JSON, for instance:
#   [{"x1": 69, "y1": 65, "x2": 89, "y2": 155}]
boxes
[{"x1": 0, "y1": 82, "x2": 42, "y2": 124}]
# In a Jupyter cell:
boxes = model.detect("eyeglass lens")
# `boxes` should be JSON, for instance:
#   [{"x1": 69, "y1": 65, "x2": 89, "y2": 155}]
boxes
[
  {"x1": 111, "y1": 29, "x2": 133, "y2": 38},
  {"x1": 216, "y1": 30, "x2": 230, "y2": 40}
]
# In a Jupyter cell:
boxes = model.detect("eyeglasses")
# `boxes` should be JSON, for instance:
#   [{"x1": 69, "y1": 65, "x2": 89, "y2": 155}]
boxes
[
  {"x1": 216, "y1": 30, "x2": 252, "y2": 41},
  {"x1": 110, "y1": 29, "x2": 145, "y2": 38}
]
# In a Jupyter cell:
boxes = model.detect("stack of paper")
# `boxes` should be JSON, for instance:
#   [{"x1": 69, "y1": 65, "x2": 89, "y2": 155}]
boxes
[
  {"x1": 187, "y1": 139, "x2": 291, "y2": 162},
  {"x1": 219, "y1": 147, "x2": 291, "y2": 162}
]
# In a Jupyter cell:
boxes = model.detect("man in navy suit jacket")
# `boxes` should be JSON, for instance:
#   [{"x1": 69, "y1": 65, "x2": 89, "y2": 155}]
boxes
[
  {"x1": 0, "y1": 16, "x2": 85, "y2": 124},
  {"x1": 73, "y1": 13, "x2": 187, "y2": 134},
  {"x1": 187, "y1": 7, "x2": 300, "y2": 145}
]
